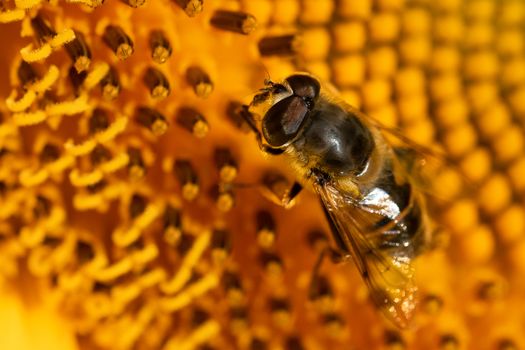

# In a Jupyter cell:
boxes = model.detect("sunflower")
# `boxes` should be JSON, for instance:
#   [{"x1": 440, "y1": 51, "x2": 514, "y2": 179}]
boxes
[{"x1": 1, "y1": 0, "x2": 525, "y2": 349}]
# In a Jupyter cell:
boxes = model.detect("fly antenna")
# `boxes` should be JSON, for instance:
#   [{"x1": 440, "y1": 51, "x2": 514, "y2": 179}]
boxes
[{"x1": 261, "y1": 62, "x2": 273, "y2": 86}]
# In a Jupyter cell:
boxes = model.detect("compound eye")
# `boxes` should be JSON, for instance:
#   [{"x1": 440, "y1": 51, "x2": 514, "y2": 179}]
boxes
[
  {"x1": 272, "y1": 83, "x2": 288, "y2": 94},
  {"x1": 285, "y1": 74, "x2": 320, "y2": 103},
  {"x1": 262, "y1": 95, "x2": 309, "y2": 147}
]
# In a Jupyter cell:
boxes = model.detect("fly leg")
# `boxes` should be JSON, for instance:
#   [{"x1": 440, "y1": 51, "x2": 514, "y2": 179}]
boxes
[
  {"x1": 261, "y1": 171, "x2": 303, "y2": 208},
  {"x1": 308, "y1": 247, "x2": 347, "y2": 304},
  {"x1": 239, "y1": 105, "x2": 299, "y2": 205},
  {"x1": 283, "y1": 181, "x2": 303, "y2": 207}
]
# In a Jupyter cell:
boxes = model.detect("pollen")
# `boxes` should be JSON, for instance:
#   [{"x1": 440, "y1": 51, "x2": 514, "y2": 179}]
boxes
[{"x1": 1, "y1": 0, "x2": 525, "y2": 349}]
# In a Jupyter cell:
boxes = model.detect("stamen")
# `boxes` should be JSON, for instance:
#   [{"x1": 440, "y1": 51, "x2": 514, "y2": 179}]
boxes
[
  {"x1": 65, "y1": 31, "x2": 91, "y2": 72},
  {"x1": 87, "y1": 180, "x2": 106, "y2": 193},
  {"x1": 82, "y1": 62, "x2": 108, "y2": 90},
  {"x1": 160, "y1": 230, "x2": 212, "y2": 294},
  {"x1": 269, "y1": 297, "x2": 291, "y2": 328},
  {"x1": 39, "y1": 143, "x2": 60, "y2": 164},
  {"x1": 89, "y1": 108, "x2": 110, "y2": 134},
  {"x1": 95, "y1": 116, "x2": 127, "y2": 143},
  {"x1": 94, "y1": 258, "x2": 133, "y2": 282},
  {"x1": 211, "y1": 228, "x2": 231, "y2": 263},
  {"x1": 69, "y1": 66, "x2": 87, "y2": 93},
  {"x1": 137, "y1": 267, "x2": 166, "y2": 289},
  {"x1": 259, "y1": 251, "x2": 283, "y2": 275},
  {"x1": 198, "y1": 345, "x2": 215, "y2": 350},
  {"x1": 127, "y1": 147, "x2": 146, "y2": 180},
  {"x1": 422, "y1": 294, "x2": 443, "y2": 314},
  {"x1": 176, "y1": 107, "x2": 209, "y2": 138},
  {"x1": 172, "y1": 0, "x2": 203, "y2": 17},
  {"x1": 186, "y1": 66, "x2": 213, "y2": 98},
  {"x1": 50, "y1": 29, "x2": 76, "y2": 49},
  {"x1": 90, "y1": 144, "x2": 111, "y2": 165},
  {"x1": 19, "y1": 167, "x2": 48, "y2": 187},
  {"x1": 211, "y1": 184, "x2": 235, "y2": 212},
  {"x1": 306, "y1": 229, "x2": 328, "y2": 252},
  {"x1": 258, "y1": 34, "x2": 301, "y2": 56},
  {"x1": 100, "y1": 153, "x2": 129, "y2": 174},
  {"x1": 0, "y1": 9, "x2": 25, "y2": 23},
  {"x1": 160, "y1": 273, "x2": 219, "y2": 312},
  {"x1": 100, "y1": 65, "x2": 120, "y2": 100},
  {"x1": 66, "y1": 0, "x2": 105, "y2": 8},
  {"x1": 46, "y1": 152, "x2": 75, "y2": 179},
  {"x1": 214, "y1": 148, "x2": 238, "y2": 183},
  {"x1": 172, "y1": 320, "x2": 220, "y2": 350},
  {"x1": 229, "y1": 306, "x2": 249, "y2": 331},
  {"x1": 440, "y1": 334, "x2": 459, "y2": 350},
  {"x1": 121, "y1": 0, "x2": 145, "y2": 7},
  {"x1": 30, "y1": 14, "x2": 57, "y2": 44},
  {"x1": 103, "y1": 25, "x2": 134, "y2": 60},
  {"x1": 173, "y1": 159, "x2": 199, "y2": 201},
  {"x1": 69, "y1": 167, "x2": 103, "y2": 187},
  {"x1": 19, "y1": 43, "x2": 52, "y2": 63},
  {"x1": 477, "y1": 280, "x2": 506, "y2": 300},
  {"x1": 226, "y1": 101, "x2": 255, "y2": 133},
  {"x1": 113, "y1": 201, "x2": 162, "y2": 247},
  {"x1": 33, "y1": 195, "x2": 52, "y2": 219},
  {"x1": 309, "y1": 275, "x2": 334, "y2": 312},
  {"x1": 143, "y1": 67, "x2": 170, "y2": 99},
  {"x1": 286, "y1": 336, "x2": 305, "y2": 350},
  {"x1": 42, "y1": 236, "x2": 62, "y2": 248},
  {"x1": 250, "y1": 338, "x2": 267, "y2": 350},
  {"x1": 191, "y1": 308, "x2": 209, "y2": 328},
  {"x1": 498, "y1": 339, "x2": 518, "y2": 350},
  {"x1": 163, "y1": 205, "x2": 182, "y2": 245},
  {"x1": 46, "y1": 94, "x2": 90, "y2": 117},
  {"x1": 384, "y1": 330, "x2": 405, "y2": 349},
  {"x1": 93, "y1": 281, "x2": 111, "y2": 293},
  {"x1": 256, "y1": 210, "x2": 276, "y2": 248},
  {"x1": 127, "y1": 235, "x2": 145, "y2": 252},
  {"x1": 323, "y1": 313, "x2": 344, "y2": 337},
  {"x1": 6, "y1": 88, "x2": 36, "y2": 112},
  {"x1": 17, "y1": 61, "x2": 39, "y2": 87},
  {"x1": 76, "y1": 240, "x2": 95, "y2": 265},
  {"x1": 210, "y1": 10, "x2": 257, "y2": 35},
  {"x1": 176, "y1": 233, "x2": 195, "y2": 256},
  {"x1": 38, "y1": 91, "x2": 58, "y2": 110},
  {"x1": 129, "y1": 194, "x2": 147, "y2": 219},
  {"x1": 149, "y1": 30, "x2": 172, "y2": 64},
  {"x1": 222, "y1": 271, "x2": 244, "y2": 306},
  {"x1": 135, "y1": 106, "x2": 168, "y2": 136}
]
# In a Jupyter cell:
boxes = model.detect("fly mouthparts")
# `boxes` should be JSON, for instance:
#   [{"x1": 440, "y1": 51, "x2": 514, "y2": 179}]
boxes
[
  {"x1": 238, "y1": 104, "x2": 259, "y2": 129},
  {"x1": 251, "y1": 90, "x2": 270, "y2": 106}
]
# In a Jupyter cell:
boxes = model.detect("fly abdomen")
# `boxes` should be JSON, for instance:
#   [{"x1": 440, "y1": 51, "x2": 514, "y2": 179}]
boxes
[{"x1": 368, "y1": 184, "x2": 427, "y2": 259}]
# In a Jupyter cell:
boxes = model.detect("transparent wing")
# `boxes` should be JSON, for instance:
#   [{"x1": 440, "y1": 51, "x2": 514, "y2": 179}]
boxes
[
  {"x1": 344, "y1": 103, "x2": 446, "y2": 160},
  {"x1": 315, "y1": 181, "x2": 417, "y2": 328},
  {"x1": 344, "y1": 102, "x2": 472, "y2": 201}
]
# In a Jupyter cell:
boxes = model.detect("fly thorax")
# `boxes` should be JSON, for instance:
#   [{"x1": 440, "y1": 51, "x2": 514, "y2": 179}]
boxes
[{"x1": 298, "y1": 102, "x2": 375, "y2": 177}]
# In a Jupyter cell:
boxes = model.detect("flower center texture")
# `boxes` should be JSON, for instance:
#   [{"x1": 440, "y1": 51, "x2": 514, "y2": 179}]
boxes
[{"x1": 1, "y1": 1, "x2": 525, "y2": 349}]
